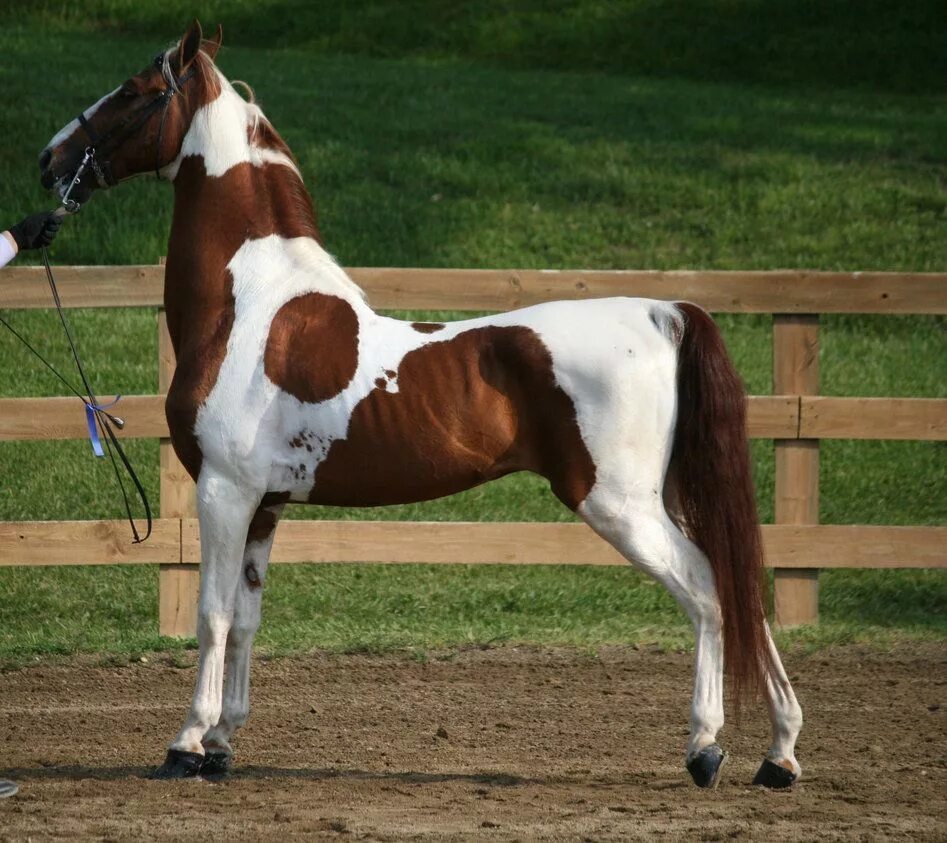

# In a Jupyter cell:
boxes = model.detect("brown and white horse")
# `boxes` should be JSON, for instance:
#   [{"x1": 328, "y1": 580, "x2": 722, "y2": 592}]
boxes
[{"x1": 39, "y1": 22, "x2": 802, "y2": 789}]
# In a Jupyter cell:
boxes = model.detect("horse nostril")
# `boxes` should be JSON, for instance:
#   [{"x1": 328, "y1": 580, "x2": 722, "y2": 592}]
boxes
[{"x1": 39, "y1": 148, "x2": 52, "y2": 172}]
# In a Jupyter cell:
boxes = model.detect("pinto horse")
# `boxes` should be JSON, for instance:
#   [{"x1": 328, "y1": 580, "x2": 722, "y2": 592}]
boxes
[{"x1": 39, "y1": 22, "x2": 802, "y2": 789}]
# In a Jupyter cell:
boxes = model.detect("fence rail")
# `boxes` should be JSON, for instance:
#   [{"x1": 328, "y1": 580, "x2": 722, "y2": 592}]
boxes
[
  {"x1": 2, "y1": 520, "x2": 945, "y2": 570},
  {"x1": 2, "y1": 266, "x2": 947, "y2": 313},
  {"x1": 1, "y1": 263, "x2": 944, "y2": 636},
  {"x1": 1, "y1": 394, "x2": 944, "y2": 442}
]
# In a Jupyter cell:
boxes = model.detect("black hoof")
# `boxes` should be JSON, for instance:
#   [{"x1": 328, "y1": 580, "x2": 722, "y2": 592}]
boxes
[
  {"x1": 752, "y1": 758, "x2": 798, "y2": 789},
  {"x1": 686, "y1": 744, "x2": 728, "y2": 789},
  {"x1": 151, "y1": 749, "x2": 204, "y2": 780},
  {"x1": 199, "y1": 750, "x2": 233, "y2": 779}
]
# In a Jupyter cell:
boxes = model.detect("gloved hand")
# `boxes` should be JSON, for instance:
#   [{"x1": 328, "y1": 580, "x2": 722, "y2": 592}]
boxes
[{"x1": 8, "y1": 210, "x2": 62, "y2": 251}]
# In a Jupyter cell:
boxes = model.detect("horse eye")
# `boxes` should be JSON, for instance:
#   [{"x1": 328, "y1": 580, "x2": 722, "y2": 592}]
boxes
[{"x1": 120, "y1": 85, "x2": 137, "y2": 99}]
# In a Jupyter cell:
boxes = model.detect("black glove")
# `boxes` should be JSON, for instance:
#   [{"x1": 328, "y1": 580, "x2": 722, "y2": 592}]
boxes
[{"x1": 9, "y1": 210, "x2": 62, "y2": 251}]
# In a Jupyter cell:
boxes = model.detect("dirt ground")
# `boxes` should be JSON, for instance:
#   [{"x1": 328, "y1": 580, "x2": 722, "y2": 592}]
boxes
[{"x1": 0, "y1": 644, "x2": 944, "y2": 841}]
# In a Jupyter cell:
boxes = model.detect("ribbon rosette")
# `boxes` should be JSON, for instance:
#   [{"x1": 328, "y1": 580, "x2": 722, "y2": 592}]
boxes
[{"x1": 84, "y1": 395, "x2": 122, "y2": 457}]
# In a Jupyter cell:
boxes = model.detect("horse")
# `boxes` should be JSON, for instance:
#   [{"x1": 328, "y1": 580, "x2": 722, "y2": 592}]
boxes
[{"x1": 39, "y1": 21, "x2": 802, "y2": 789}]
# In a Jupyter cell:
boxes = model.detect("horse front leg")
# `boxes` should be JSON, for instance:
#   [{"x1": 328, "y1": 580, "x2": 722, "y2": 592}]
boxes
[
  {"x1": 198, "y1": 502, "x2": 284, "y2": 776},
  {"x1": 153, "y1": 472, "x2": 260, "y2": 779}
]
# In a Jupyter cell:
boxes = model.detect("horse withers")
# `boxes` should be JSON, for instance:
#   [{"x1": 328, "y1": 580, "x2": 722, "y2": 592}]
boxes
[{"x1": 39, "y1": 20, "x2": 803, "y2": 790}]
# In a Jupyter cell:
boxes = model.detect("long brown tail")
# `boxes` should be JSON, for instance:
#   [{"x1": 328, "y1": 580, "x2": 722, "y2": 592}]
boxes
[{"x1": 670, "y1": 302, "x2": 771, "y2": 704}]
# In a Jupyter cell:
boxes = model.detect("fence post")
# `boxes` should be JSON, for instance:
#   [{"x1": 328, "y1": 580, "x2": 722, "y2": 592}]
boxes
[
  {"x1": 157, "y1": 308, "x2": 199, "y2": 637},
  {"x1": 773, "y1": 314, "x2": 820, "y2": 626}
]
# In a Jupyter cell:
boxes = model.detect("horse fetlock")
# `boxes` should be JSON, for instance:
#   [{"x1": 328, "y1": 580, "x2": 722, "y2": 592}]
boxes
[
  {"x1": 686, "y1": 729, "x2": 723, "y2": 761},
  {"x1": 202, "y1": 730, "x2": 234, "y2": 754}
]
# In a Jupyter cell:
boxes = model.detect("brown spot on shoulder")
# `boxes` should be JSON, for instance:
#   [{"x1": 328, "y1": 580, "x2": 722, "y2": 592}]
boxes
[
  {"x1": 412, "y1": 322, "x2": 445, "y2": 334},
  {"x1": 265, "y1": 293, "x2": 359, "y2": 403},
  {"x1": 164, "y1": 155, "x2": 322, "y2": 480}
]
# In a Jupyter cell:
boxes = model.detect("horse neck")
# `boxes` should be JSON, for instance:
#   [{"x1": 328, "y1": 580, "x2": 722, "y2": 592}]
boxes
[{"x1": 163, "y1": 85, "x2": 328, "y2": 350}]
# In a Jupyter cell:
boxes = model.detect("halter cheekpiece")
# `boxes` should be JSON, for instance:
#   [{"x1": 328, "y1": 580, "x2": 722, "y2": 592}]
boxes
[{"x1": 61, "y1": 55, "x2": 196, "y2": 212}]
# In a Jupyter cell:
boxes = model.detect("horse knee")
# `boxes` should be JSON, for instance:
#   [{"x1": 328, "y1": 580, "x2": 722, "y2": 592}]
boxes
[
  {"x1": 228, "y1": 616, "x2": 259, "y2": 649},
  {"x1": 197, "y1": 610, "x2": 233, "y2": 648}
]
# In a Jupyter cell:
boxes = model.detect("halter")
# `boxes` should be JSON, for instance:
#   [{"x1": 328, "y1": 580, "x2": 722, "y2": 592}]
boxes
[{"x1": 61, "y1": 56, "x2": 196, "y2": 212}]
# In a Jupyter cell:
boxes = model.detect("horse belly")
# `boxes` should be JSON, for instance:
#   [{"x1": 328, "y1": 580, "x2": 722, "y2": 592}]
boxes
[{"x1": 306, "y1": 373, "x2": 521, "y2": 507}]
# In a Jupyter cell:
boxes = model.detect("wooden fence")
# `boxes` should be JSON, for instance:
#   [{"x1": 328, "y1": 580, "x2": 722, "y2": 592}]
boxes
[{"x1": 1, "y1": 265, "x2": 945, "y2": 637}]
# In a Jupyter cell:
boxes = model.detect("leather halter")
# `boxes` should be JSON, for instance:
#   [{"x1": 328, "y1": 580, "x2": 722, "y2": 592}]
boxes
[{"x1": 63, "y1": 56, "x2": 196, "y2": 209}]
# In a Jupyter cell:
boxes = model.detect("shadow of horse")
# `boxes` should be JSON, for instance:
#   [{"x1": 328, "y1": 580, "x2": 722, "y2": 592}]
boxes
[
  {"x1": 0, "y1": 763, "x2": 689, "y2": 791},
  {"x1": 0, "y1": 764, "x2": 531, "y2": 787}
]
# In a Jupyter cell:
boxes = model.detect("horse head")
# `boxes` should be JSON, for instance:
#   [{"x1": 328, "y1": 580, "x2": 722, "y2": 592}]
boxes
[{"x1": 39, "y1": 20, "x2": 222, "y2": 210}]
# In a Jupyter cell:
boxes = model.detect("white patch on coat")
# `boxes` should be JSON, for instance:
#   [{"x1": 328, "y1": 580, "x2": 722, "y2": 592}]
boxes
[
  {"x1": 45, "y1": 86, "x2": 121, "y2": 152},
  {"x1": 161, "y1": 73, "x2": 299, "y2": 181}
]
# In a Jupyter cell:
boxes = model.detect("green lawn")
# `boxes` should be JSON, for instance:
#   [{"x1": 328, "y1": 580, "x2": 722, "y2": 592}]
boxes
[{"x1": 0, "y1": 3, "x2": 944, "y2": 664}]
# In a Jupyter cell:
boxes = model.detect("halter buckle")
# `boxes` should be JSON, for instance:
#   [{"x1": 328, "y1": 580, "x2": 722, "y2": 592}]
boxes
[{"x1": 59, "y1": 147, "x2": 95, "y2": 212}]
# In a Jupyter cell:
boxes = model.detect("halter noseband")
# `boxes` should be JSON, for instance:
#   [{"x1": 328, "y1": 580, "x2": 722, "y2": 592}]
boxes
[{"x1": 61, "y1": 57, "x2": 196, "y2": 212}]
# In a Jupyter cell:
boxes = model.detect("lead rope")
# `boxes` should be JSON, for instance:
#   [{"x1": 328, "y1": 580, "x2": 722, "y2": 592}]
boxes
[
  {"x1": 0, "y1": 249, "x2": 152, "y2": 543},
  {"x1": 40, "y1": 246, "x2": 152, "y2": 543}
]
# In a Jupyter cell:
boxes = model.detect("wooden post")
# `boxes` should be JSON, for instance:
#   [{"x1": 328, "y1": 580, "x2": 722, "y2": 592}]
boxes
[
  {"x1": 773, "y1": 314, "x2": 820, "y2": 626},
  {"x1": 157, "y1": 308, "x2": 199, "y2": 637}
]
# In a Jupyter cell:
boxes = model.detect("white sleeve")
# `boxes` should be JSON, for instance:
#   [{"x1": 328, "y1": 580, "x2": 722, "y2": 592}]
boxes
[{"x1": 0, "y1": 232, "x2": 17, "y2": 268}]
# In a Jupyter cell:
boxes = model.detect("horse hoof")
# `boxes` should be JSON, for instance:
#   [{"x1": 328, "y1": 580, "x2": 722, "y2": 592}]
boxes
[
  {"x1": 686, "y1": 744, "x2": 728, "y2": 789},
  {"x1": 151, "y1": 749, "x2": 204, "y2": 780},
  {"x1": 200, "y1": 750, "x2": 233, "y2": 779},
  {"x1": 752, "y1": 758, "x2": 798, "y2": 789}
]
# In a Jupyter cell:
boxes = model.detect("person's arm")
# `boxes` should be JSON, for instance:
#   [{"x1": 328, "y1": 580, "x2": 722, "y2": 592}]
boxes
[
  {"x1": 0, "y1": 230, "x2": 17, "y2": 269},
  {"x1": 0, "y1": 211, "x2": 63, "y2": 269}
]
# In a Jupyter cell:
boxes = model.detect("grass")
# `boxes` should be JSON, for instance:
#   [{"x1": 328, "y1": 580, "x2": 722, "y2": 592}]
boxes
[
  {"x1": 0, "y1": 3, "x2": 944, "y2": 663},
  {"x1": 2, "y1": 564, "x2": 945, "y2": 666}
]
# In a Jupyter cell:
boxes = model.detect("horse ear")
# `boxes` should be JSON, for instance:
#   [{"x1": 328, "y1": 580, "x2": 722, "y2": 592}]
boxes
[
  {"x1": 204, "y1": 24, "x2": 223, "y2": 61},
  {"x1": 178, "y1": 19, "x2": 203, "y2": 71}
]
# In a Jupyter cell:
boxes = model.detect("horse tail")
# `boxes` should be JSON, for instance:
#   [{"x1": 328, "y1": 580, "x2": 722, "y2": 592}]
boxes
[{"x1": 669, "y1": 301, "x2": 771, "y2": 704}]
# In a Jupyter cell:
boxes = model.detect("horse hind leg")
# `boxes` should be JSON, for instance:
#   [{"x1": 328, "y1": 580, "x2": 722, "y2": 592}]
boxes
[
  {"x1": 753, "y1": 625, "x2": 803, "y2": 787},
  {"x1": 199, "y1": 501, "x2": 285, "y2": 777},
  {"x1": 580, "y1": 490, "x2": 728, "y2": 788}
]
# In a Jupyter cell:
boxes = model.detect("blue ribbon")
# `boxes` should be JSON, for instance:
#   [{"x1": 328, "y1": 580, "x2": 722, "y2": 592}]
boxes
[{"x1": 84, "y1": 395, "x2": 122, "y2": 458}]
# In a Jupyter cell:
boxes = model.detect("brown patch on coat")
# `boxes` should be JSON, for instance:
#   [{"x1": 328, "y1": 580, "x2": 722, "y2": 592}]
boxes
[
  {"x1": 248, "y1": 117, "x2": 297, "y2": 162},
  {"x1": 242, "y1": 494, "x2": 289, "y2": 588},
  {"x1": 244, "y1": 561, "x2": 262, "y2": 589},
  {"x1": 411, "y1": 322, "x2": 445, "y2": 334},
  {"x1": 261, "y1": 490, "x2": 292, "y2": 508},
  {"x1": 264, "y1": 293, "x2": 360, "y2": 404},
  {"x1": 246, "y1": 502, "x2": 284, "y2": 545},
  {"x1": 308, "y1": 327, "x2": 596, "y2": 509},
  {"x1": 164, "y1": 152, "x2": 321, "y2": 480}
]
